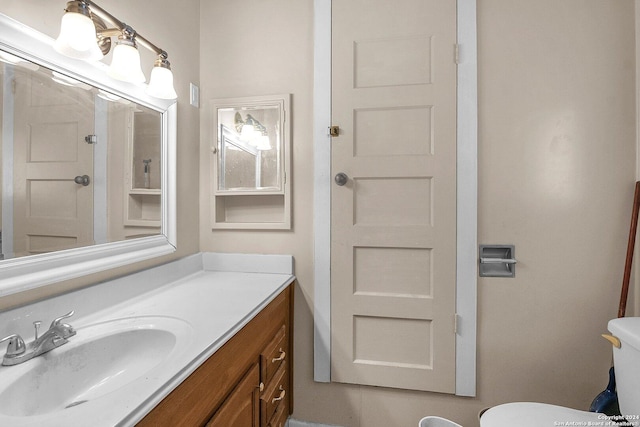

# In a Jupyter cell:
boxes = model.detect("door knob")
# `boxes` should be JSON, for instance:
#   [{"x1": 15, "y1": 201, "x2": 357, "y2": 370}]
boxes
[
  {"x1": 74, "y1": 175, "x2": 90, "y2": 186},
  {"x1": 334, "y1": 172, "x2": 348, "y2": 186}
]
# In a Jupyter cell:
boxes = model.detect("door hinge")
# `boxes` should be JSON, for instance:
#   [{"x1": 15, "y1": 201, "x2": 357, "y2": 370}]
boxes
[
  {"x1": 329, "y1": 125, "x2": 340, "y2": 137},
  {"x1": 84, "y1": 134, "x2": 98, "y2": 145},
  {"x1": 454, "y1": 44, "x2": 461, "y2": 65},
  {"x1": 454, "y1": 313, "x2": 460, "y2": 335}
]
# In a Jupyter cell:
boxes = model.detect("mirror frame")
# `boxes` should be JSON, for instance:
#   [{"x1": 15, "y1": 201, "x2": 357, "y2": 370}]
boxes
[{"x1": 0, "y1": 14, "x2": 177, "y2": 296}]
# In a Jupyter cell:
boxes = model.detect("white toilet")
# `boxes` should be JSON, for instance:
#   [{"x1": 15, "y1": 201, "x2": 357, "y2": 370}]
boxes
[{"x1": 480, "y1": 317, "x2": 640, "y2": 426}]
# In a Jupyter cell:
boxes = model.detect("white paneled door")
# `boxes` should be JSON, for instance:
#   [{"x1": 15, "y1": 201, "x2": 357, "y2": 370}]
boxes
[
  {"x1": 331, "y1": 0, "x2": 458, "y2": 392},
  {"x1": 12, "y1": 68, "x2": 94, "y2": 257}
]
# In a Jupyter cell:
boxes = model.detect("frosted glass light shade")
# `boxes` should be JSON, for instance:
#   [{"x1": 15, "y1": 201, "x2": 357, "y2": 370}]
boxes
[
  {"x1": 108, "y1": 43, "x2": 146, "y2": 83},
  {"x1": 97, "y1": 89, "x2": 121, "y2": 102},
  {"x1": 146, "y1": 66, "x2": 177, "y2": 99},
  {"x1": 256, "y1": 135, "x2": 272, "y2": 151},
  {"x1": 54, "y1": 12, "x2": 103, "y2": 61},
  {"x1": 240, "y1": 124, "x2": 255, "y2": 140},
  {"x1": 0, "y1": 51, "x2": 23, "y2": 64}
]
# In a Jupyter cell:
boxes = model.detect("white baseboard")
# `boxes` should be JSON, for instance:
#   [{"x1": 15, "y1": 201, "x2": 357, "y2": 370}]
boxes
[{"x1": 288, "y1": 419, "x2": 344, "y2": 427}]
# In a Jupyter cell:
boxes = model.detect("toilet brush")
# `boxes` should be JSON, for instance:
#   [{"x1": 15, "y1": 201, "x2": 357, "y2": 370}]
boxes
[
  {"x1": 589, "y1": 367, "x2": 619, "y2": 414},
  {"x1": 589, "y1": 181, "x2": 640, "y2": 414}
]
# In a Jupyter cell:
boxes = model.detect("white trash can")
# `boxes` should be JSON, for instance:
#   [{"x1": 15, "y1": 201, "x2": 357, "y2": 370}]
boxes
[{"x1": 418, "y1": 416, "x2": 463, "y2": 427}]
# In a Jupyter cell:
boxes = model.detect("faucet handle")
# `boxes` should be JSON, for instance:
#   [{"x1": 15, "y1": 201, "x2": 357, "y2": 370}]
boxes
[
  {"x1": 50, "y1": 310, "x2": 74, "y2": 329},
  {"x1": 0, "y1": 334, "x2": 26, "y2": 356}
]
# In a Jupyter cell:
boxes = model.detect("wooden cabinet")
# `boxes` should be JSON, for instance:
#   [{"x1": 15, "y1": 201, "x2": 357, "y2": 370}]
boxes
[
  {"x1": 206, "y1": 364, "x2": 260, "y2": 427},
  {"x1": 138, "y1": 283, "x2": 293, "y2": 427}
]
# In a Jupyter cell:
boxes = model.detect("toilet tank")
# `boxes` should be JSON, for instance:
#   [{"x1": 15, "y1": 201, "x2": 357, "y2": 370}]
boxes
[{"x1": 608, "y1": 317, "x2": 640, "y2": 417}]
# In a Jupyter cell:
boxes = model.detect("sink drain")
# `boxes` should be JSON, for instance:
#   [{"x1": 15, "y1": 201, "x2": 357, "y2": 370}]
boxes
[{"x1": 65, "y1": 400, "x2": 88, "y2": 409}]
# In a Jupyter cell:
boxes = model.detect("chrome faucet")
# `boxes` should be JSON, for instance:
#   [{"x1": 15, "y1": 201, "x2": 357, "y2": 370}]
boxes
[{"x1": 0, "y1": 310, "x2": 76, "y2": 366}]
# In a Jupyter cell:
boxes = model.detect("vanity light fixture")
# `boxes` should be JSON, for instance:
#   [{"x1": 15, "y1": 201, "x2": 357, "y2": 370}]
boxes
[
  {"x1": 51, "y1": 71, "x2": 91, "y2": 90},
  {"x1": 0, "y1": 51, "x2": 40, "y2": 71},
  {"x1": 0, "y1": 51, "x2": 21, "y2": 64},
  {"x1": 146, "y1": 53, "x2": 178, "y2": 99},
  {"x1": 53, "y1": 0, "x2": 103, "y2": 61},
  {"x1": 97, "y1": 89, "x2": 127, "y2": 103},
  {"x1": 107, "y1": 26, "x2": 146, "y2": 83},
  {"x1": 255, "y1": 135, "x2": 272, "y2": 151},
  {"x1": 236, "y1": 113, "x2": 272, "y2": 150},
  {"x1": 54, "y1": 0, "x2": 177, "y2": 99}
]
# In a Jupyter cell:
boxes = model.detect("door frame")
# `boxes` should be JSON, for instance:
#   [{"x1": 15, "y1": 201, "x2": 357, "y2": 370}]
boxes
[
  {"x1": 312, "y1": 0, "x2": 478, "y2": 396},
  {"x1": 2, "y1": 66, "x2": 15, "y2": 259}
]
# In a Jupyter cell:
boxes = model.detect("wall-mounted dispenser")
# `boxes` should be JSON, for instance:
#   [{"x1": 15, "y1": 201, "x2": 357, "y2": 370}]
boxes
[{"x1": 479, "y1": 245, "x2": 517, "y2": 278}]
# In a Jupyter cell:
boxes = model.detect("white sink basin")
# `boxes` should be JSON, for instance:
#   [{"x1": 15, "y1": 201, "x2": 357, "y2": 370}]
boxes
[{"x1": 0, "y1": 316, "x2": 193, "y2": 417}]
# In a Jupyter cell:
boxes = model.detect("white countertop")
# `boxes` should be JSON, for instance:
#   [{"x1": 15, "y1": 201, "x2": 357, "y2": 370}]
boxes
[{"x1": 0, "y1": 253, "x2": 295, "y2": 427}]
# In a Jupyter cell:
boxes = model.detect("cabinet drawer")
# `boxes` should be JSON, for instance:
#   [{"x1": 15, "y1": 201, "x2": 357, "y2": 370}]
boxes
[
  {"x1": 261, "y1": 324, "x2": 287, "y2": 384},
  {"x1": 260, "y1": 364, "x2": 288, "y2": 424},
  {"x1": 267, "y1": 399, "x2": 287, "y2": 427}
]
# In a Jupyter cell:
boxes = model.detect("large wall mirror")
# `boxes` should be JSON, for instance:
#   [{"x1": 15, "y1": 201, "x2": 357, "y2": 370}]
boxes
[{"x1": 0, "y1": 14, "x2": 176, "y2": 296}]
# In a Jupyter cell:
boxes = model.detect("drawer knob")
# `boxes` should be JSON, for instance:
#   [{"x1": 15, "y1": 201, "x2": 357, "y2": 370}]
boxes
[
  {"x1": 271, "y1": 386, "x2": 286, "y2": 404},
  {"x1": 272, "y1": 349, "x2": 286, "y2": 363}
]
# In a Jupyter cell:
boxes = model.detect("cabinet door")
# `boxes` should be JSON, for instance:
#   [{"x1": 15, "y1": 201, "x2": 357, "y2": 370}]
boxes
[{"x1": 206, "y1": 363, "x2": 260, "y2": 427}]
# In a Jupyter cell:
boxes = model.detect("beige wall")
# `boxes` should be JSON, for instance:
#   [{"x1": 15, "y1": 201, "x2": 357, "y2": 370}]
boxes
[
  {"x1": 0, "y1": 0, "x2": 201, "y2": 309},
  {"x1": 200, "y1": 1, "x2": 637, "y2": 426},
  {"x1": 0, "y1": 1, "x2": 636, "y2": 426},
  {"x1": 477, "y1": 0, "x2": 634, "y2": 415}
]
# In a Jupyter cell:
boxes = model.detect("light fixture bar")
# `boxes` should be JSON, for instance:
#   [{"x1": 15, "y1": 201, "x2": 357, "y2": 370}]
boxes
[
  {"x1": 83, "y1": 0, "x2": 165, "y2": 57},
  {"x1": 81, "y1": 1, "x2": 122, "y2": 32},
  {"x1": 57, "y1": 0, "x2": 177, "y2": 99}
]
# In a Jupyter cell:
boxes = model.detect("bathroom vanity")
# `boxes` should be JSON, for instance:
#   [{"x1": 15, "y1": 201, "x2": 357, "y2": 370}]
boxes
[
  {"x1": 138, "y1": 269, "x2": 293, "y2": 427},
  {"x1": 0, "y1": 253, "x2": 295, "y2": 427}
]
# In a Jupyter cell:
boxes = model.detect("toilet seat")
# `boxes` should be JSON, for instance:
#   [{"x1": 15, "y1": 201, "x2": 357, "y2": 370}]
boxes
[{"x1": 480, "y1": 402, "x2": 607, "y2": 426}]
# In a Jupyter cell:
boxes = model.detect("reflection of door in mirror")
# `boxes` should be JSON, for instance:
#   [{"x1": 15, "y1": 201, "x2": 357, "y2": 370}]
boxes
[
  {"x1": 10, "y1": 66, "x2": 94, "y2": 258},
  {"x1": 0, "y1": 46, "x2": 166, "y2": 264}
]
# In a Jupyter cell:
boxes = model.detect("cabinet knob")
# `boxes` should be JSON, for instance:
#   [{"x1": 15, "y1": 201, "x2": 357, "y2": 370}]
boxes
[
  {"x1": 272, "y1": 349, "x2": 286, "y2": 363},
  {"x1": 258, "y1": 382, "x2": 264, "y2": 392}
]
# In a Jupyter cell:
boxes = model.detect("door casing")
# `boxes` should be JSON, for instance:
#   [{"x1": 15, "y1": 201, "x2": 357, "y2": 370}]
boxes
[{"x1": 312, "y1": 0, "x2": 478, "y2": 397}]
